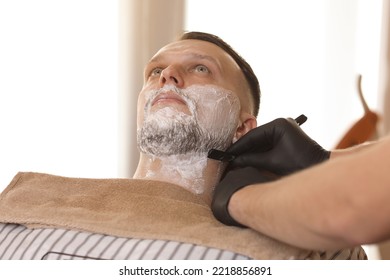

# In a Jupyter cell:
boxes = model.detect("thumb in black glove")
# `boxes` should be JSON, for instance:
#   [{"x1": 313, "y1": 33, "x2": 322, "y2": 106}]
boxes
[
  {"x1": 211, "y1": 166, "x2": 278, "y2": 227},
  {"x1": 225, "y1": 116, "x2": 330, "y2": 175}
]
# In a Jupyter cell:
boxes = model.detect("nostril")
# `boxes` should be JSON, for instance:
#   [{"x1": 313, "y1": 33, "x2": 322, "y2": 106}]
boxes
[{"x1": 171, "y1": 76, "x2": 178, "y2": 84}]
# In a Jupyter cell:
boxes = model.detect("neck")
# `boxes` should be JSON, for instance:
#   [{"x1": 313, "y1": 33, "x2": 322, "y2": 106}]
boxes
[{"x1": 133, "y1": 152, "x2": 225, "y2": 205}]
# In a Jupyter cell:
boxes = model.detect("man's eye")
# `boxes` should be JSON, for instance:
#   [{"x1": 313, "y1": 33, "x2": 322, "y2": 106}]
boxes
[
  {"x1": 194, "y1": 65, "x2": 210, "y2": 73},
  {"x1": 150, "y1": 68, "x2": 163, "y2": 76}
]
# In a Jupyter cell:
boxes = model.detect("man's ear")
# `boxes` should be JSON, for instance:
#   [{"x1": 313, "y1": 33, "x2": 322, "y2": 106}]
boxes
[{"x1": 233, "y1": 112, "x2": 257, "y2": 142}]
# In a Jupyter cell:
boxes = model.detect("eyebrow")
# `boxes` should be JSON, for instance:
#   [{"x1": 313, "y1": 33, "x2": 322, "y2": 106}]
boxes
[{"x1": 148, "y1": 52, "x2": 222, "y2": 71}]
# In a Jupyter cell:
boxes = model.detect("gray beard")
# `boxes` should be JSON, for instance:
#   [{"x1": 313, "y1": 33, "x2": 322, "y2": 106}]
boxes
[{"x1": 137, "y1": 118, "x2": 233, "y2": 157}]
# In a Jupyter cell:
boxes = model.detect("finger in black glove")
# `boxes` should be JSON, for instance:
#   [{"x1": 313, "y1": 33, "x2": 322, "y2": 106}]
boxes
[{"x1": 226, "y1": 117, "x2": 330, "y2": 175}]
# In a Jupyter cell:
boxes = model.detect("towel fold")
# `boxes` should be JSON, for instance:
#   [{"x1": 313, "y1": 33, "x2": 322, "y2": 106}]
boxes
[{"x1": 0, "y1": 172, "x2": 354, "y2": 259}]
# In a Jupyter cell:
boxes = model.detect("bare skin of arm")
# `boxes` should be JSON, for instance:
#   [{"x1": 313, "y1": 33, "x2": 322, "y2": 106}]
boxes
[
  {"x1": 330, "y1": 141, "x2": 376, "y2": 159},
  {"x1": 228, "y1": 135, "x2": 390, "y2": 250}
]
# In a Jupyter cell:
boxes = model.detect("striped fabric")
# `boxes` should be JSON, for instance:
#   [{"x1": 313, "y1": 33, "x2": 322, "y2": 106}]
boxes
[
  {"x1": 0, "y1": 223, "x2": 250, "y2": 260},
  {"x1": 0, "y1": 223, "x2": 367, "y2": 260}
]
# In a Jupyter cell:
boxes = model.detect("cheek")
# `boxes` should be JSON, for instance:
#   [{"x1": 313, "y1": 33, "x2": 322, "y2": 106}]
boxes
[
  {"x1": 136, "y1": 92, "x2": 147, "y2": 128},
  {"x1": 187, "y1": 85, "x2": 241, "y2": 128}
]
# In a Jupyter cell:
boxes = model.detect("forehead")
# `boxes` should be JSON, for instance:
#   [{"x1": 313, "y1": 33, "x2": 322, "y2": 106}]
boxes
[{"x1": 149, "y1": 39, "x2": 240, "y2": 70}]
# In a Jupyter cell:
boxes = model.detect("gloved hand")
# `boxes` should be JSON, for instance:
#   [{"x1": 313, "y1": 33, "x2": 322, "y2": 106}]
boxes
[
  {"x1": 211, "y1": 166, "x2": 278, "y2": 227},
  {"x1": 226, "y1": 116, "x2": 330, "y2": 175}
]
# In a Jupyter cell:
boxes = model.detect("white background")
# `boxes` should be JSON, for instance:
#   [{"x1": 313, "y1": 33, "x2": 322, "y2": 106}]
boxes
[{"x1": 0, "y1": 0, "x2": 119, "y2": 189}]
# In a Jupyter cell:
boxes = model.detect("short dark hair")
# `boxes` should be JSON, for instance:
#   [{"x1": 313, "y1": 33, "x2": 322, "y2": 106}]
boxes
[{"x1": 179, "y1": 31, "x2": 260, "y2": 117}]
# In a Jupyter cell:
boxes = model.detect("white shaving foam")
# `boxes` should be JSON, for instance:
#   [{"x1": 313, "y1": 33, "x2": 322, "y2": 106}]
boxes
[{"x1": 136, "y1": 84, "x2": 240, "y2": 194}]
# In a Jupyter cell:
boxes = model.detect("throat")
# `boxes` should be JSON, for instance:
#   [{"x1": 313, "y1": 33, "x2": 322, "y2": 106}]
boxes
[{"x1": 133, "y1": 152, "x2": 223, "y2": 204}]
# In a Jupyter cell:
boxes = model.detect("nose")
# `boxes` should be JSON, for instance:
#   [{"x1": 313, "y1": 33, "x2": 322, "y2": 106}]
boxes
[{"x1": 159, "y1": 65, "x2": 184, "y2": 88}]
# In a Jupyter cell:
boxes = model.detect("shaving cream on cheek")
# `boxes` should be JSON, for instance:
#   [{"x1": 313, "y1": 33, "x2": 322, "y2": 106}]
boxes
[
  {"x1": 185, "y1": 85, "x2": 241, "y2": 151},
  {"x1": 138, "y1": 84, "x2": 241, "y2": 156},
  {"x1": 187, "y1": 84, "x2": 241, "y2": 134}
]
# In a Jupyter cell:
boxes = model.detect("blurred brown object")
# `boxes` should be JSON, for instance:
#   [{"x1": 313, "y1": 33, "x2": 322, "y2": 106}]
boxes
[
  {"x1": 335, "y1": 75, "x2": 379, "y2": 149},
  {"x1": 335, "y1": 75, "x2": 384, "y2": 259}
]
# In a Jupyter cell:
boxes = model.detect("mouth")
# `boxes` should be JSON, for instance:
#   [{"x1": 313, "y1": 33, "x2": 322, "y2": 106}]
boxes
[{"x1": 151, "y1": 92, "x2": 187, "y2": 106}]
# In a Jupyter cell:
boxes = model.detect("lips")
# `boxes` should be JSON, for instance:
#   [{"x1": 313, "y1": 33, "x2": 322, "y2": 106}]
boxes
[{"x1": 151, "y1": 92, "x2": 187, "y2": 106}]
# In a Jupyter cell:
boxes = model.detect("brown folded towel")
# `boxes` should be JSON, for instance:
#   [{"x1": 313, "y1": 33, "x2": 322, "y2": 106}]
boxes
[{"x1": 0, "y1": 172, "x2": 352, "y2": 259}]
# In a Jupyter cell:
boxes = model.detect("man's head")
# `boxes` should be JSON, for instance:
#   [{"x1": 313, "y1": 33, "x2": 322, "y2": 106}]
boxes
[{"x1": 137, "y1": 31, "x2": 260, "y2": 157}]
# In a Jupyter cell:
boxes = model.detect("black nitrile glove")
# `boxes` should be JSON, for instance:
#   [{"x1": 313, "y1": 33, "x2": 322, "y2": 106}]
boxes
[
  {"x1": 226, "y1": 117, "x2": 330, "y2": 175},
  {"x1": 211, "y1": 166, "x2": 278, "y2": 227}
]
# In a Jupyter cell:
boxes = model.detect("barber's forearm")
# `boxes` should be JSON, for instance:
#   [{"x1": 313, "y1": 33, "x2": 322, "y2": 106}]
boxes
[
  {"x1": 228, "y1": 136, "x2": 390, "y2": 251},
  {"x1": 330, "y1": 141, "x2": 375, "y2": 160},
  {"x1": 227, "y1": 180, "x2": 349, "y2": 250},
  {"x1": 227, "y1": 141, "x2": 390, "y2": 250}
]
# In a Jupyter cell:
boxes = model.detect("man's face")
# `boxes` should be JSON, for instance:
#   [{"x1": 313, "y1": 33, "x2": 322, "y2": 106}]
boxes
[{"x1": 137, "y1": 39, "x2": 250, "y2": 156}]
